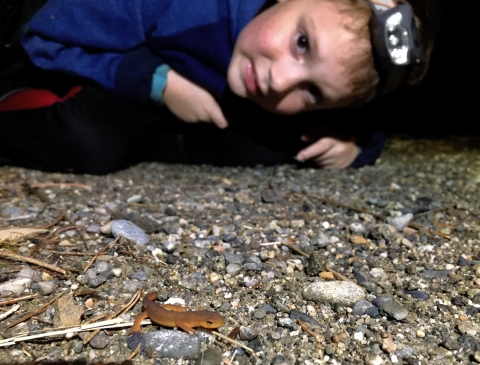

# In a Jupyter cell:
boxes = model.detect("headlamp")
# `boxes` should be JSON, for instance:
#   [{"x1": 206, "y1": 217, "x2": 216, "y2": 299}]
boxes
[{"x1": 366, "y1": 0, "x2": 421, "y2": 96}]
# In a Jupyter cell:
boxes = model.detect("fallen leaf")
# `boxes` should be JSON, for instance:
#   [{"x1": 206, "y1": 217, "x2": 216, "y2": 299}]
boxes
[{"x1": 0, "y1": 228, "x2": 48, "y2": 243}]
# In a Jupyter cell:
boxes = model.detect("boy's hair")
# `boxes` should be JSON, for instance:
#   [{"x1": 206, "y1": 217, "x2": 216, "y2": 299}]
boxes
[{"x1": 329, "y1": 0, "x2": 441, "y2": 107}]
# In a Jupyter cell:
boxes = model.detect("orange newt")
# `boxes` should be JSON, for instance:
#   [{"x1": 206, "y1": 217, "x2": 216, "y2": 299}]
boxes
[{"x1": 130, "y1": 292, "x2": 224, "y2": 334}]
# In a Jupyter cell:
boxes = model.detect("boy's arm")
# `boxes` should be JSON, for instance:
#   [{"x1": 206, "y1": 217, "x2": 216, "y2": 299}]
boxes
[{"x1": 21, "y1": 1, "x2": 165, "y2": 104}]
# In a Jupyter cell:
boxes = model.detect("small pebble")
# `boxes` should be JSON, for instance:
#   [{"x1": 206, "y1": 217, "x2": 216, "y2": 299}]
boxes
[
  {"x1": 111, "y1": 220, "x2": 150, "y2": 245},
  {"x1": 303, "y1": 280, "x2": 365, "y2": 306}
]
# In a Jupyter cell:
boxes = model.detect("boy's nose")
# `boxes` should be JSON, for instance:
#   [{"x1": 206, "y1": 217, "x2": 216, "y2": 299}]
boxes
[{"x1": 268, "y1": 59, "x2": 303, "y2": 94}]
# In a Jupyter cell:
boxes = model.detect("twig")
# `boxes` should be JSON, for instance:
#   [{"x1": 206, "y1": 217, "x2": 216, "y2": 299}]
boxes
[
  {"x1": 20, "y1": 341, "x2": 35, "y2": 360},
  {"x1": 227, "y1": 349, "x2": 237, "y2": 365},
  {"x1": 325, "y1": 265, "x2": 356, "y2": 284},
  {"x1": 282, "y1": 243, "x2": 309, "y2": 259},
  {"x1": 64, "y1": 215, "x2": 88, "y2": 251},
  {"x1": 212, "y1": 331, "x2": 256, "y2": 357},
  {"x1": 83, "y1": 313, "x2": 107, "y2": 325},
  {"x1": 0, "y1": 250, "x2": 67, "y2": 275},
  {"x1": 4, "y1": 293, "x2": 63, "y2": 329},
  {"x1": 46, "y1": 250, "x2": 95, "y2": 256},
  {"x1": 296, "y1": 319, "x2": 319, "y2": 340},
  {"x1": 55, "y1": 225, "x2": 76, "y2": 234},
  {"x1": 0, "y1": 294, "x2": 38, "y2": 307},
  {"x1": 36, "y1": 212, "x2": 66, "y2": 230},
  {"x1": 83, "y1": 289, "x2": 142, "y2": 344},
  {"x1": 0, "y1": 304, "x2": 20, "y2": 321},
  {"x1": 0, "y1": 318, "x2": 152, "y2": 347},
  {"x1": 126, "y1": 342, "x2": 142, "y2": 361},
  {"x1": 83, "y1": 237, "x2": 119, "y2": 274},
  {"x1": 259, "y1": 242, "x2": 282, "y2": 246}
]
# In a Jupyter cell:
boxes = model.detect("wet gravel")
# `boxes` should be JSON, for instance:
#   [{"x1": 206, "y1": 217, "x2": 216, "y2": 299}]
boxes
[{"x1": 0, "y1": 135, "x2": 480, "y2": 365}]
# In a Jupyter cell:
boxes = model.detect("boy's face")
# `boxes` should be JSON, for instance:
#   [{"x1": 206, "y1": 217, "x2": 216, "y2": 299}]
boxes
[{"x1": 227, "y1": 0, "x2": 368, "y2": 114}]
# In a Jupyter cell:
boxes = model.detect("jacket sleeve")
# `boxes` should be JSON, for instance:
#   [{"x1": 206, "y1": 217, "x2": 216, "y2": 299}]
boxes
[
  {"x1": 350, "y1": 131, "x2": 386, "y2": 168},
  {"x1": 20, "y1": 0, "x2": 165, "y2": 103}
]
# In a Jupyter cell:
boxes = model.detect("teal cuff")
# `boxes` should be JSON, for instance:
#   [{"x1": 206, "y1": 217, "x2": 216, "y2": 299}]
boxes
[{"x1": 150, "y1": 64, "x2": 170, "y2": 105}]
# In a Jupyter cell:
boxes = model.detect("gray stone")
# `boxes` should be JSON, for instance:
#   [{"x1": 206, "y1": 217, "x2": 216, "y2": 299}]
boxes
[
  {"x1": 194, "y1": 347, "x2": 222, "y2": 365},
  {"x1": 352, "y1": 299, "x2": 375, "y2": 316},
  {"x1": 111, "y1": 220, "x2": 150, "y2": 245},
  {"x1": 243, "y1": 256, "x2": 264, "y2": 271},
  {"x1": 143, "y1": 329, "x2": 201, "y2": 359},
  {"x1": 373, "y1": 295, "x2": 408, "y2": 320},
  {"x1": 95, "y1": 262, "x2": 113, "y2": 278},
  {"x1": 37, "y1": 281, "x2": 56, "y2": 295},
  {"x1": 277, "y1": 318, "x2": 298, "y2": 330},
  {"x1": 16, "y1": 267, "x2": 40, "y2": 281},
  {"x1": 253, "y1": 307, "x2": 267, "y2": 319},
  {"x1": 0, "y1": 278, "x2": 33, "y2": 295},
  {"x1": 311, "y1": 232, "x2": 330, "y2": 247},
  {"x1": 306, "y1": 251, "x2": 327, "y2": 276},
  {"x1": 271, "y1": 354, "x2": 291, "y2": 365},
  {"x1": 89, "y1": 331, "x2": 110, "y2": 349},
  {"x1": 129, "y1": 270, "x2": 149, "y2": 281},
  {"x1": 72, "y1": 340, "x2": 84, "y2": 354},
  {"x1": 162, "y1": 241, "x2": 179, "y2": 253},
  {"x1": 404, "y1": 290, "x2": 429, "y2": 301},
  {"x1": 303, "y1": 280, "x2": 365, "y2": 306},
  {"x1": 239, "y1": 326, "x2": 258, "y2": 341},
  {"x1": 387, "y1": 213, "x2": 413, "y2": 231},
  {"x1": 354, "y1": 271, "x2": 370, "y2": 285},
  {"x1": 123, "y1": 281, "x2": 144, "y2": 293},
  {"x1": 396, "y1": 347, "x2": 417, "y2": 359},
  {"x1": 226, "y1": 263, "x2": 242, "y2": 276},
  {"x1": 422, "y1": 269, "x2": 450, "y2": 281},
  {"x1": 289, "y1": 309, "x2": 319, "y2": 325},
  {"x1": 224, "y1": 252, "x2": 243, "y2": 265}
]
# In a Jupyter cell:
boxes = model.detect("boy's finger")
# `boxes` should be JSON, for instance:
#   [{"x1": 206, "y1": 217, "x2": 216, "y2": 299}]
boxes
[
  {"x1": 210, "y1": 107, "x2": 229, "y2": 129},
  {"x1": 295, "y1": 138, "x2": 333, "y2": 162}
]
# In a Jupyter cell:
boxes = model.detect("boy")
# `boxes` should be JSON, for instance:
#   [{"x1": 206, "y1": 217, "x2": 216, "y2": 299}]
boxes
[{"x1": 0, "y1": 0, "x2": 438, "y2": 174}]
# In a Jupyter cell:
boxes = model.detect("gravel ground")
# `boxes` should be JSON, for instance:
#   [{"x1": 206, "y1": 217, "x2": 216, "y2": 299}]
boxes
[{"x1": 0, "y1": 135, "x2": 480, "y2": 365}]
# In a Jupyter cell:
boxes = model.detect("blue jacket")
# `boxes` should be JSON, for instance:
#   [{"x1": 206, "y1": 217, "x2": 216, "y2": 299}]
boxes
[
  {"x1": 20, "y1": 0, "x2": 385, "y2": 166},
  {"x1": 21, "y1": 0, "x2": 266, "y2": 103}
]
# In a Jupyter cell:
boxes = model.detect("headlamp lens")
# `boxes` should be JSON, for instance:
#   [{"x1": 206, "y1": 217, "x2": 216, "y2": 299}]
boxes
[{"x1": 386, "y1": 12, "x2": 410, "y2": 65}]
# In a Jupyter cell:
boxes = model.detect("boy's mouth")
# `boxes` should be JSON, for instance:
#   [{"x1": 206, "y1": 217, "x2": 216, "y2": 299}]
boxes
[{"x1": 245, "y1": 62, "x2": 262, "y2": 96}]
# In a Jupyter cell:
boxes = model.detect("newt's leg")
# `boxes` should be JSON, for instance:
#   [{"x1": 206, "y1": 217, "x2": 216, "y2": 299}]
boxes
[
  {"x1": 175, "y1": 321, "x2": 196, "y2": 334},
  {"x1": 130, "y1": 310, "x2": 149, "y2": 334}
]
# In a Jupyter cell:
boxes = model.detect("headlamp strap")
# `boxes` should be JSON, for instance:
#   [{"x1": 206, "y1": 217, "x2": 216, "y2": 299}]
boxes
[{"x1": 369, "y1": 0, "x2": 396, "y2": 14}]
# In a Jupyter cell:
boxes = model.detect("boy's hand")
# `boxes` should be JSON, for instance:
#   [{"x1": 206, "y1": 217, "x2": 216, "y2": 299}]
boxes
[
  {"x1": 162, "y1": 69, "x2": 229, "y2": 129},
  {"x1": 295, "y1": 135, "x2": 359, "y2": 169}
]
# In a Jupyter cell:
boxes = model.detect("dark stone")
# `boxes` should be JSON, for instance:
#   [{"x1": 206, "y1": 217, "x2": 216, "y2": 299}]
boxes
[
  {"x1": 354, "y1": 271, "x2": 370, "y2": 285},
  {"x1": 458, "y1": 334, "x2": 480, "y2": 352},
  {"x1": 271, "y1": 354, "x2": 291, "y2": 365},
  {"x1": 306, "y1": 251, "x2": 327, "y2": 276},
  {"x1": 365, "y1": 306, "x2": 380, "y2": 318},
  {"x1": 404, "y1": 290, "x2": 430, "y2": 301},
  {"x1": 289, "y1": 310, "x2": 319, "y2": 326},
  {"x1": 422, "y1": 269, "x2": 450, "y2": 281},
  {"x1": 452, "y1": 296, "x2": 468, "y2": 307}
]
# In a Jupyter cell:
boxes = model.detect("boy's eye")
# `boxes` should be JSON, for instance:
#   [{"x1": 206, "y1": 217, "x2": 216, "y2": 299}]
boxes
[{"x1": 296, "y1": 33, "x2": 309, "y2": 53}]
